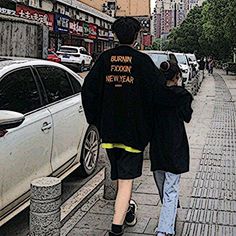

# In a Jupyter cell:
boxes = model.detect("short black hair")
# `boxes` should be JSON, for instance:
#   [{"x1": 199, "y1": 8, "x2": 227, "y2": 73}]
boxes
[
  {"x1": 111, "y1": 17, "x2": 141, "y2": 44},
  {"x1": 160, "y1": 61, "x2": 181, "y2": 81}
]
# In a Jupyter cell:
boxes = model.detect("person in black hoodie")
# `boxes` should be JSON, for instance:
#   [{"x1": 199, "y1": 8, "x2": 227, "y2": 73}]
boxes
[
  {"x1": 82, "y1": 17, "x2": 175, "y2": 236},
  {"x1": 150, "y1": 61, "x2": 193, "y2": 236}
]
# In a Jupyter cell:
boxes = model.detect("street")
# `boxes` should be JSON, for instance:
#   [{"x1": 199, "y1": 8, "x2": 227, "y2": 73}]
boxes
[
  {"x1": 61, "y1": 70, "x2": 236, "y2": 236},
  {"x1": 0, "y1": 0, "x2": 236, "y2": 235},
  {"x1": 1, "y1": 70, "x2": 235, "y2": 236}
]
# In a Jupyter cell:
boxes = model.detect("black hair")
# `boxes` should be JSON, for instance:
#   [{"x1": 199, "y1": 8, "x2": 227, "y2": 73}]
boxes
[
  {"x1": 111, "y1": 17, "x2": 141, "y2": 44},
  {"x1": 160, "y1": 61, "x2": 181, "y2": 81}
]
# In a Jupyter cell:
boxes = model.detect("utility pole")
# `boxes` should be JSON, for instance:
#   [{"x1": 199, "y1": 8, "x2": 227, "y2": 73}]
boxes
[{"x1": 174, "y1": 2, "x2": 177, "y2": 27}]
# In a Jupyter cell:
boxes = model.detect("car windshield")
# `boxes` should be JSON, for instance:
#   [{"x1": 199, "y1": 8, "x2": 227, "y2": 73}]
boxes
[
  {"x1": 188, "y1": 54, "x2": 196, "y2": 61},
  {"x1": 148, "y1": 53, "x2": 168, "y2": 68},
  {"x1": 59, "y1": 47, "x2": 78, "y2": 53},
  {"x1": 175, "y1": 54, "x2": 188, "y2": 65}
]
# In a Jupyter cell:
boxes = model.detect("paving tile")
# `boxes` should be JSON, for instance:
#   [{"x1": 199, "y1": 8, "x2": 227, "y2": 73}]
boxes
[
  {"x1": 125, "y1": 217, "x2": 150, "y2": 234},
  {"x1": 144, "y1": 218, "x2": 158, "y2": 234},
  {"x1": 89, "y1": 199, "x2": 114, "y2": 215},
  {"x1": 137, "y1": 204, "x2": 160, "y2": 219},
  {"x1": 135, "y1": 181, "x2": 158, "y2": 194},
  {"x1": 175, "y1": 221, "x2": 184, "y2": 236},
  {"x1": 75, "y1": 213, "x2": 112, "y2": 230},
  {"x1": 67, "y1": 228, "x2": 107, "y2": 236},
  {"x1": 132, "y1": 192, "x2": 160, "y2": 206},
  {"x1": 65, "y1": 73, "x2": 236, "y2": 236}
]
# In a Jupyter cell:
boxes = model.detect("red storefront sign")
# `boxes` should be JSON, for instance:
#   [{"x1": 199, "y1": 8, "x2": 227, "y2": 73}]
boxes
[
  {"x1": 98, "y1": 27, "x2": 109, "y2": 41},
  {"x1": 88, "y1": 23, "x2": 97, "y2": 39},
  {"x1": 143, "y1": 34, "x2": 152, "y2": 47},
  {"x1": 16, "y1": 4, "x2": 54, "y2": 31},
  {"x1": 69, "y1": 20, "x2": 83, "y2": 36}
]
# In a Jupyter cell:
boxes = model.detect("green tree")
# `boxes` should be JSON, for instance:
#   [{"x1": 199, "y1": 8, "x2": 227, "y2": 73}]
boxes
[
  {"x1": 151, "y1": 38, "x2": 169, "y2": 51},
  {"x1": 167, "y1": 6, "x2": 204, "y2": 57},
  {"x1": 165, "y1": 0, "x2": 236, "y2": 60}
]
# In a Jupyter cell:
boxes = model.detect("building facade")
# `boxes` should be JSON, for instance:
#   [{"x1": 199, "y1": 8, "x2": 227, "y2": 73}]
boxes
[
  {"x1": 152, "y1": 0, "x2": 204, "y2": 39},
  {"x1": 0, "y1": 0, "x2": 116, "y2": 57},
  {"x1": 80, "y1": 0, "x2": 152, "y2": 48},
  {"x1": 79, "y1": 0, "x2": 151, "y2": 17},
  {"x1": 115, "y1": 0, "x2": 150, "y2": 17}
]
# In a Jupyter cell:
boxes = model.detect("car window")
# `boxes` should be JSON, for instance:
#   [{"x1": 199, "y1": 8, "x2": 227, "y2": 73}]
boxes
[
  {"x1": 37, "y1": 66, "x2": 74, "y2": 103},
  {"x1": 175, "y1": 54, "x2": 188, "y2": 65},
  {"x1": 80, "y1": 49, "x2": 86, "y2": 54},
  {"x1": 67, "y1": 73, "x2": 82, "y2": 94},
  {"x1": 80, "y1": 48, "x2": 89, "y2": 55},
  {"x1": 59, "y1": 47, "x2": 78, "y2": 54},
  {"x1": 169, "y1": 54, "x2": 178, "y2": 64},
  {"x1": 148, "y1": 53, "x2": 168, "y2": 68},
  {"x1": 0, "y1": 68, "x2": 41, "y2": 114}
]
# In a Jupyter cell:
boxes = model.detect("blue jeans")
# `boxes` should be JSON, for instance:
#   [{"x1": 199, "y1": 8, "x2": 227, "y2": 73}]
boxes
[{"x1": 153, "y1": 170, "x2": 181, "y2": 235}]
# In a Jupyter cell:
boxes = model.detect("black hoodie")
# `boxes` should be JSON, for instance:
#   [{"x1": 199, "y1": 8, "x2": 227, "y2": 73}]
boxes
[
  {"x1": 150, "y1": 86, "x2": 193, "y2": 174},
  {"x1": 82, "y1": 46, "x2": 176, "y2": 151}
]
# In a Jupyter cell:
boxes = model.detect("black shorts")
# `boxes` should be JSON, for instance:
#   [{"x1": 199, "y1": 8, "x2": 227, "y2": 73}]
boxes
[{"x1": 106, "y1": 148, "x2": 144, "y2": 180}]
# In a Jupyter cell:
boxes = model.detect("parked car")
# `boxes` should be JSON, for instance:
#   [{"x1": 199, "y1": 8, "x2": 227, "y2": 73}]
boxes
[
  {"x1": 0, "y1": 58, "x2": 99, "y2": 226},
  {"x1": 223, "y1": 62, "x2": 236, "y2": 75},
  {"x1": 57, "y1": 46, "x2": 93, "y2": 72},
  {"x1": 142, "y1": 50, "x2": 182, "y2": 86},
  {"x1": 142, "y1": 50, "x2": 178, "y2": 68},
  {"x1": 47, "y1": 49, "x2": 61, "y2": 63},
  {"x1": 186, "y1": 53, "x2": 199, "y2": 71},
  {"x1": 174, "y1": 53, "x2": 192, "y2": 85},
  {"x1": 186, "y1": 53, "x2": 199, "y2": 77}
]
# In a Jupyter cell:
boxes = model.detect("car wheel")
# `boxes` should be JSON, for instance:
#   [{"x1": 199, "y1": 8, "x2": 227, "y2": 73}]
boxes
[
  {"x1": 79, "y1": 125, "x2": 100, "y2": 177},
  {"x1": 79, "y1": 61, "x2": 85, "y2": 72}
]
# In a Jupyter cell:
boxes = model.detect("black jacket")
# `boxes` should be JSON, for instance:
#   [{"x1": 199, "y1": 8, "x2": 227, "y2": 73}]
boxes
[
  {"x1": 150, "y1": 86, "x2": 193, "y2": 174},
  {"x1": 82, "y1": 45, "x2": 175, "y2": 151}
]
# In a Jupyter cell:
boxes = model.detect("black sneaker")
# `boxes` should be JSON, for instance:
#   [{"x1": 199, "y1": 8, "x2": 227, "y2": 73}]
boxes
[
  {"x1": 125, "y1": 199, "x2": 138, "y2": 226},
  {"x1": 109, "y1": 231, "x2": 124, "y2": 236}
]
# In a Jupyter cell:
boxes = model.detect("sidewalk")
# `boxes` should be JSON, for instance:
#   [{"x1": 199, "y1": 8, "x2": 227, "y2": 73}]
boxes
[{"x1": 61, "y1": 70, "x2": 236, "y2": 236}]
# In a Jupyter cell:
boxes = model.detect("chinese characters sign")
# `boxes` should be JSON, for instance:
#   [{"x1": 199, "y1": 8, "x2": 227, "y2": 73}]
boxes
[
  {"x1": 0, "y1": 7, "x2": 16, "y2": 15},
  {"x1": 98, "y1": 27, "x2": 109, "y2": 40},
  {"x1": 16, "y1": 4, "x2": 54, "y2": 31},
  {"x1": 69, "y1": 20, "x2": 83, "y2": 36},
  {"x1": 54, "y1": 13, "x2": 70, "y2": 33},
  {"x1": 88, "y1": 24, "x2": 97, "y2": 39}
]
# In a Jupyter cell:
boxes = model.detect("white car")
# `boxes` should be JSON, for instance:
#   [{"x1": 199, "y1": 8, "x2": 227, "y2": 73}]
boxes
[
  {"x1": 57, "y1": 46, "x2": 93, "y2": 72},
  {"x1": 174, "y1": 53, "x2": 192, "y2": 85},
  {"x1": 0, "y1": 58, "x2": 99, "y2": 226},
  {"x1": 143, "y1": 50, "x2": 183, "y2": 86},
  {"x1": 186, "y1": 53, "x2": 199, "y2": 71}
]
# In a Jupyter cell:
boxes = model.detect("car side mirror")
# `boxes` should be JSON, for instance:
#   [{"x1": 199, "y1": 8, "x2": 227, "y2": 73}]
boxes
[{"x1": 0, "y1": 110, "x2": 25, "y2": 130}]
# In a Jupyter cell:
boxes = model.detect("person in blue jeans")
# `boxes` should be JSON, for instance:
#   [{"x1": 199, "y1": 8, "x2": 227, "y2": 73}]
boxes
[
  {"x1": 150, "y1": 61, "x2": 193, "y2": 236},
  {"x1": 82, "y1": 18, "x2": 177, "y2": 236}
]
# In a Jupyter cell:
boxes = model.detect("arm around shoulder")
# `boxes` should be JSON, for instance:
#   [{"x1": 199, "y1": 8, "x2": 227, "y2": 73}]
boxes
[
  {"x1": 82, "y1": 55, "x2": 104, "y2": 126},
  {"x1": 177, "y1": 93, "x2": 193, "y2": 123}
]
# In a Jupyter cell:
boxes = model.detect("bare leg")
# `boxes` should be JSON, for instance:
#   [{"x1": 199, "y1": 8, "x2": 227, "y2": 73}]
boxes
[{"x1": 113, "y1": 179, "x2": 133, "y2": 225}]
